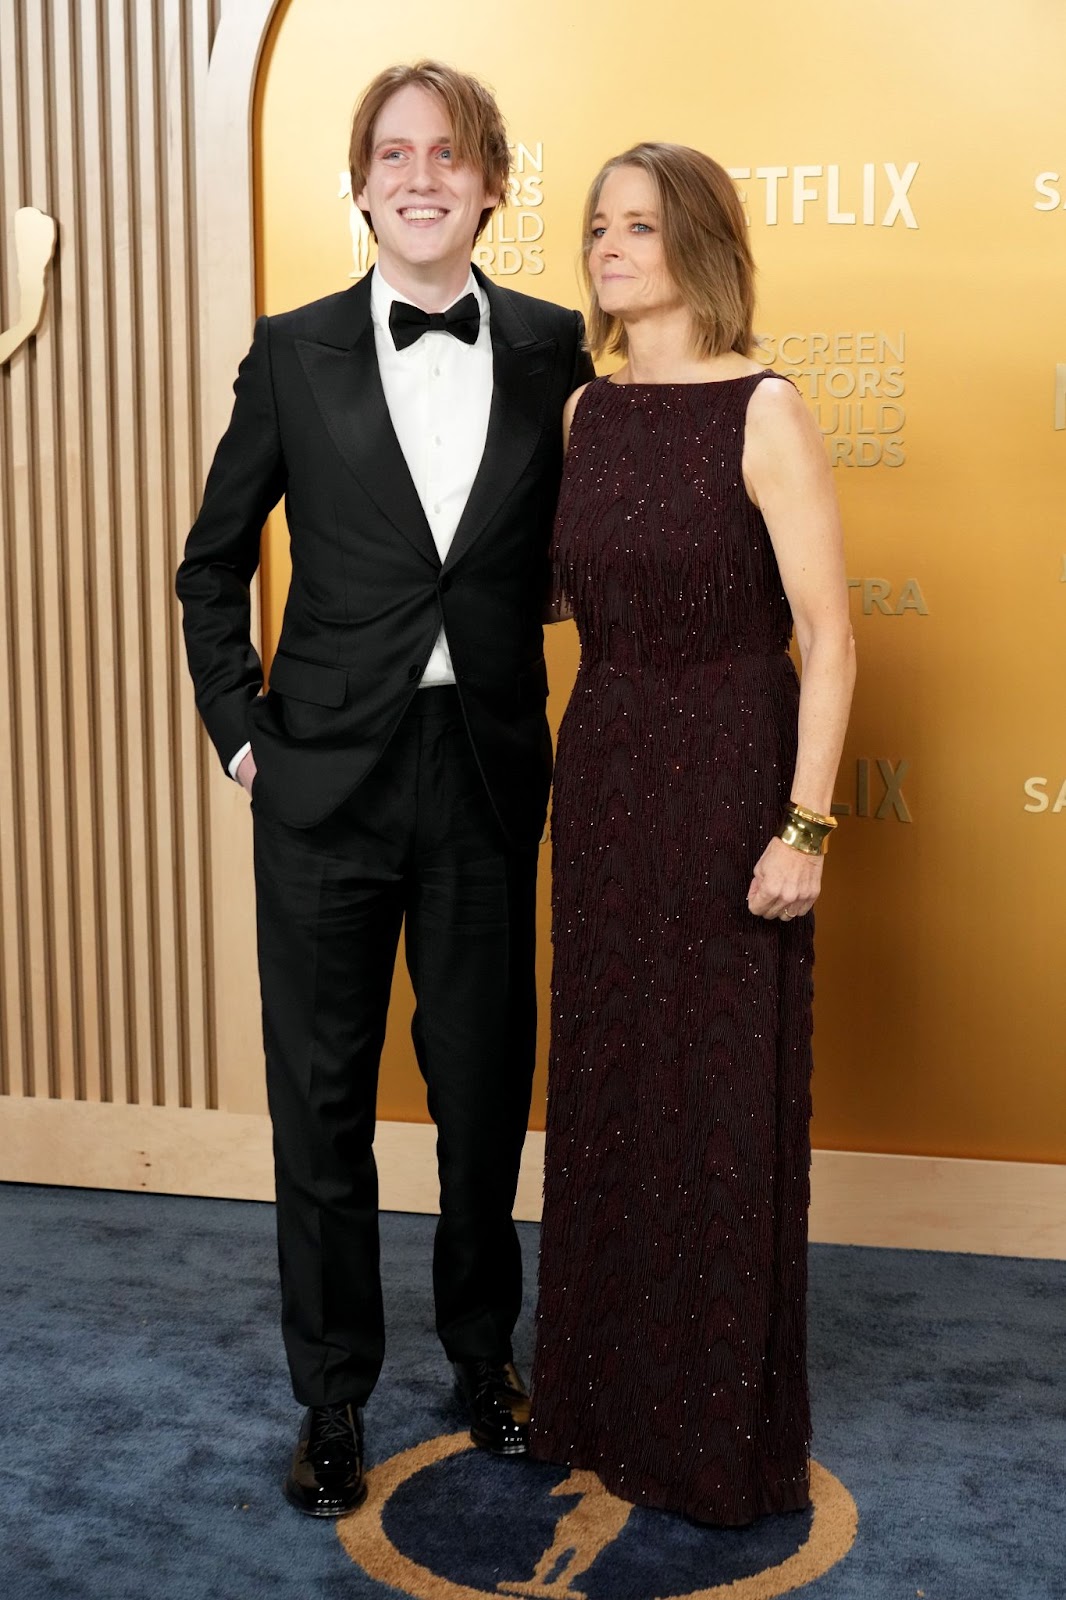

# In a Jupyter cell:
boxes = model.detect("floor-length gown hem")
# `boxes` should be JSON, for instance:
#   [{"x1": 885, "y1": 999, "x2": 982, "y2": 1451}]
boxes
[{"x1": 528, "y1": 1435, "x2": 811, "y2": 1526}]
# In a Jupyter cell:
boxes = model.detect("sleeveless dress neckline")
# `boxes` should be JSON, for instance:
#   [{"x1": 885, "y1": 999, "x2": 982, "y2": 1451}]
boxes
[{"x1": 602, "y1": 371, "x2": 766, "y2": 388}]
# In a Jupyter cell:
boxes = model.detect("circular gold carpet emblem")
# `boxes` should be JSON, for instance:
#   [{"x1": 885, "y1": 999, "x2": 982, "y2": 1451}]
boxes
[{"x1": 338, "y1": 1432, "x2": 858, "y2": 1600}]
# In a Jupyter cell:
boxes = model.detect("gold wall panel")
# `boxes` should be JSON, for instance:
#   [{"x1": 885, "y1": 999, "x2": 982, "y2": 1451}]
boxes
[
  {"x1": 1, "y1": 0, "x2": 1062, "y2": 1199},
  {"x1": 0, "y1": 0, "x2": 225, "y2": 1120},
  {"x1": 257, "y1": 0, "x2": 1066, "y2": 1162}
]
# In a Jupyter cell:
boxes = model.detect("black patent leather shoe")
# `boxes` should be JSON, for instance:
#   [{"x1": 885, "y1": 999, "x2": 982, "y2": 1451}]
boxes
[
  {"x1": 453, "y1": 1359, "x2": 530, "y2": 1456},
  {"x1": 283, "y1": 1402, "x2": 367, "y2": 1517}
]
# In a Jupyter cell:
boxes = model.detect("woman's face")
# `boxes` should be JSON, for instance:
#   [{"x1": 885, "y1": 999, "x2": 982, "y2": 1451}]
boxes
[{"x1": 587, "y1": 165, "x2": 682, "y2": 324}]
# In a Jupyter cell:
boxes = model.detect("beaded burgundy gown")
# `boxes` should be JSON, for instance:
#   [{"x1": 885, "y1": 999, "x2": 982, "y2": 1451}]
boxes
[{"x1": 529, "y1": 373, "x2": 814, "y2": 1526}]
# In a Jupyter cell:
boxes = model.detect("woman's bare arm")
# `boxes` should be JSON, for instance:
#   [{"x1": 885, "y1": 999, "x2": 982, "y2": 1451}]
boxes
[{"x1": 741, "y1": 377, "x2": 856, "y2": 919}]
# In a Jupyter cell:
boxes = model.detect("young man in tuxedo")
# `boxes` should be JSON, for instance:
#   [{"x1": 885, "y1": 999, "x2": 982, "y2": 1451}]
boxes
[{"x1": 176, "y1": 61, "x2": 593, "y2": 1516}]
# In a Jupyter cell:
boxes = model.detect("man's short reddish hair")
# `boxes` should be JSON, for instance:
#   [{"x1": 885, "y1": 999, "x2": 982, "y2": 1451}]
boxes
[{"x1": 349, "y1": 61, "x2": 510, "y2": 244}]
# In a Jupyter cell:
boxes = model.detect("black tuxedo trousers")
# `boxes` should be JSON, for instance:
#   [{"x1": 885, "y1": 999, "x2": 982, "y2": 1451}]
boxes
[{"x1": 253, "y1": 689, "x2": 537, "y2": 1406}]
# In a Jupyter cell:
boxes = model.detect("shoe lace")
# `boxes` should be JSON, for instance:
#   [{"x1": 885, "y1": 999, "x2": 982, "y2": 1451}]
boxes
[
  {"x1": 310, "y1": 1404, "x2": 356, "y2": 1453},
  {"x1": 471, "y1": 1361, "x2": 523, "y2": 1402}
]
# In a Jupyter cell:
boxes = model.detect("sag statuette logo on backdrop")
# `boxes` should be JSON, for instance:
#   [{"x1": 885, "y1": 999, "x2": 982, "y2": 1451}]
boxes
[
  {"x1": 334, "y1": 1431, "x2": 859, "y2": 1600},
  {"x1": 339, "y1": 140, "x2": 546, "y2": 280},
  {"x1": 0, "y1": 207, "x2": 57, "y2": 367}
]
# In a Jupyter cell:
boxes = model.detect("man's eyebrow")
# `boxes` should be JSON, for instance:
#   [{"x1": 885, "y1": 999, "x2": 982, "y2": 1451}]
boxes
[{"x1": 373, "y1": 135, "x2": 453, "y2": 150}]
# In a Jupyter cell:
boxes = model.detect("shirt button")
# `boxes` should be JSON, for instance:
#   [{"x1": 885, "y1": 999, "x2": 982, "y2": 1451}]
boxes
[{"x1": 433, "y1": 503, "x2": 441, "y2": 514}]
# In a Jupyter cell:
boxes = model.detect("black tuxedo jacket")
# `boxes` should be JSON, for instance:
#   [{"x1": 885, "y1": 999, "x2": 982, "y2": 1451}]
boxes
[{"x1": 177, "y1": 267, "x2": 594, "y2": 842}]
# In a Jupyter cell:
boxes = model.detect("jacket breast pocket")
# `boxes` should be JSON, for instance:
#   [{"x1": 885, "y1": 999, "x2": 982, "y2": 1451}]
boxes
[{"x1": 267, "y1": 651, "x2": 347, "y2": 708}]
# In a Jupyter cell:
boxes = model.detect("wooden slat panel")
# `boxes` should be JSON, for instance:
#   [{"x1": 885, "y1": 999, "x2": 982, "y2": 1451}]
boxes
[
  {"x1": 133, "y1": 0, "x2": 181, "y2": 1109},
  {"x1": 104, "y1": 0, "x2": 155, "y2": 1108},
  {"x1": 1, "y1": 1, "x2": 51, "y2": 1101},
  {"x1": 51, "y1": 0, "x2": 104, "y2": 1104},
  {"x1": 75, "y1": 0, "x2": 127, "y2": 1104},
  {"x1": 0, "y1": 0, "x2": 265, "y2": 1147},
  {"x1": 166, "y1": 0, "x2": 212, "y2": 1110},
  {"x1": 25, "y1": 0, "x2": 78, "y2": 1101},
  {"x1": 0, "y1": 7, "x2": 27, "y2": 1098}
]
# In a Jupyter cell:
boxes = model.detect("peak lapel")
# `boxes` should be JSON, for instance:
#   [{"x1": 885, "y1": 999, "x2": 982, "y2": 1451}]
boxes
[
  {"x1": 295, "y1": 278, "x2": 438, "y2": 569},
  {"x1": 443, "y1": 277, "x2": 557, "y2": 573}
]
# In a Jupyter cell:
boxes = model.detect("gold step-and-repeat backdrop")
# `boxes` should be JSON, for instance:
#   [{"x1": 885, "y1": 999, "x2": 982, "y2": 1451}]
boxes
[{"x1": 255, "y1": 0, "x2": 1065, "y2": 1163}]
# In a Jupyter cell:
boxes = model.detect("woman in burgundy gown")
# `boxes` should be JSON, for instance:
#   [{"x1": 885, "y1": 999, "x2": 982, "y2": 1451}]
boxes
[{"x1": 529, "y1": 144, "x2": 855, "y2": 1526}]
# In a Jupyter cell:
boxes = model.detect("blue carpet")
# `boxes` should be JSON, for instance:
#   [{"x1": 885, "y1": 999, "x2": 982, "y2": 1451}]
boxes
[{"x1": 0, "y1": 1183, "x2": 1063, "y2": 1600}]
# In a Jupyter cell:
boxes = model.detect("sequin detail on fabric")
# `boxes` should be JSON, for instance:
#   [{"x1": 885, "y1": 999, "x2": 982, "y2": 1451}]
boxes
[{"x1": 530, "y1": 374, "x2": 814, "y2": 1526}]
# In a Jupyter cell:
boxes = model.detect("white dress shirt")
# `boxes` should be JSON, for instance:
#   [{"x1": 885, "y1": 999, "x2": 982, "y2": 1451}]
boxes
[{"x1": 229, "y1": 266, "x2": 493, "y2": 779}]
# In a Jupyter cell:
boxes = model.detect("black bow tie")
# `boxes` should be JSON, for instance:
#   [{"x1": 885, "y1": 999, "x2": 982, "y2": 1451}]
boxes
[{"x1": 388, "y1": 293, "x2": 481, "y2": 352}]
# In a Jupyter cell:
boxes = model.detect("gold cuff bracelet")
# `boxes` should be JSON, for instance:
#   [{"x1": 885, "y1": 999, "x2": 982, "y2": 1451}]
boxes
[{"x1": 778, "y1": 801, "x2": 838, "y2": 857}]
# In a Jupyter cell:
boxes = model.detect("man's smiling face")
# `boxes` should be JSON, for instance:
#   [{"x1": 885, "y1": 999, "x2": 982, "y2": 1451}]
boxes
[{"x1": 355, "y1": 83, "x2": 497, "y2": 297}]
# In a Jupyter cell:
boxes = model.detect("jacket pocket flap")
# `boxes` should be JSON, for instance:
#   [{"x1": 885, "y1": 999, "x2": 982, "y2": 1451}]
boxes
[{"x1": 268, "y1": 652, "x2": 347, "y2": 708}]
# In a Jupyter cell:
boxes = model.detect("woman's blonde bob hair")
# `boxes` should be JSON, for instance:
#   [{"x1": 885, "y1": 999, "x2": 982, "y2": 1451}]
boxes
[{"x1": 582, "y1": 143, "x2": 755, "y2": 362}]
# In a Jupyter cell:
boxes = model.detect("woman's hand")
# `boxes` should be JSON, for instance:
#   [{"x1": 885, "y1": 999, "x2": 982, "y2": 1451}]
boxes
[{"x1": 747, "y1": 836, "x2": 823, "y2": 921}]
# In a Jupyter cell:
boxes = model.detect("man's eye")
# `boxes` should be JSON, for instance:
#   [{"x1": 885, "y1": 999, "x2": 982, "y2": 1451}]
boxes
[{"x1": 438, "y1": 149, "x2": 453, "y2": 161}]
